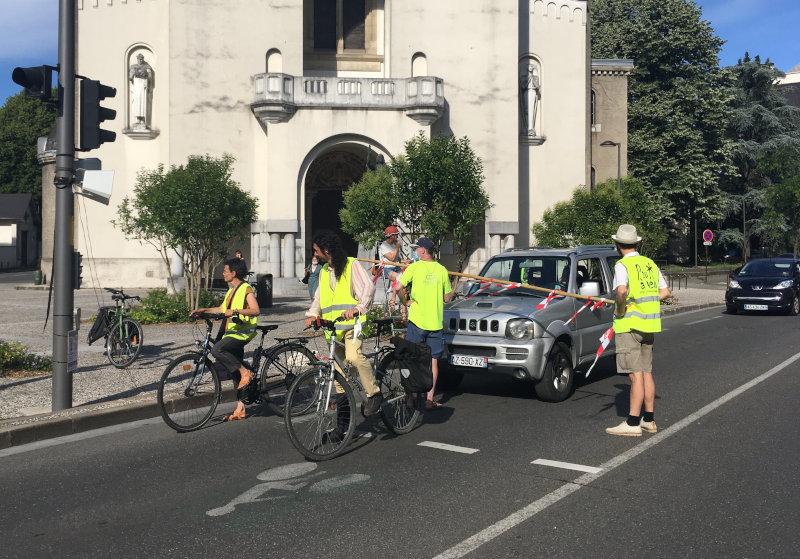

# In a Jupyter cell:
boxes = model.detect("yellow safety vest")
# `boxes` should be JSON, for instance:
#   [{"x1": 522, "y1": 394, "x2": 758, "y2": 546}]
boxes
[
  {"x1": 319, "y1": 257, "x2": 358, "y2": 340},
  {"x1": 613, "y1": 255, "x2": 661, "y2": 334},
  {"x1": 222, "y1": 282, "x2": 257, "y2": 341}
]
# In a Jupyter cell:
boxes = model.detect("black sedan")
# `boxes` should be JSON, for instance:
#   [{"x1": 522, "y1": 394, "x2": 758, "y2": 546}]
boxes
[{"x1": 726, "y1": 258, "x2": 800, "y2": 315}]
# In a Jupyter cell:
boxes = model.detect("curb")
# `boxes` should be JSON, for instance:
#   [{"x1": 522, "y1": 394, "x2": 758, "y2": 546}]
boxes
[{"x1": 661, "y1": 301, "x2": 724, "y2": 315}]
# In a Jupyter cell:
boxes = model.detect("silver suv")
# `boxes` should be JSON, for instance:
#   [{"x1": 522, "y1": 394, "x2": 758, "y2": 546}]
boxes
[{"x1": 440, "y1": 245, "x2": 619, "y2": 402}]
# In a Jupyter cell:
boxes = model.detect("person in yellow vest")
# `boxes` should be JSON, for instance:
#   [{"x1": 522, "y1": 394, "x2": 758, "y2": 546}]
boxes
[
  {"x1": 304, "y1": 231, "x2": 383, "y2": 416},
  {"x1": 192, "y1": 257, "x2": 260, "y2": 421},
  {"x1": 606, "y1": 224, "x2": 671, "y2": 436}
]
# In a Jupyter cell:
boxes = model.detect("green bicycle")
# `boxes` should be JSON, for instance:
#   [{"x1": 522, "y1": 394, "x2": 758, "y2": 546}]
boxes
[{"x1": 87, "y1": 288, "x2": 144, "y2": 368}]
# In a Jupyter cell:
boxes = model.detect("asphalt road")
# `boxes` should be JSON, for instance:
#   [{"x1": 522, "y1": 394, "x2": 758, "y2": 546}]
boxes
[{"x1": 2, "y1": 306, "x2": 799, "y2": 558}]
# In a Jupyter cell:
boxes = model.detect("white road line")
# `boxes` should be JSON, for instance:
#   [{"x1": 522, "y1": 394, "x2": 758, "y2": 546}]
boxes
[
  {"x1": 418, "y1": 441, "x2": 479, "y2": 454},
  {"x1": 433, "y1": 349, "x2": 800, "y2": 559},
  {"x1": 685, "y1": 315, "x2": 723, "y2": 326},
  {"x1": 531, "y1": 459, "x2": 602, "y2": 474}
]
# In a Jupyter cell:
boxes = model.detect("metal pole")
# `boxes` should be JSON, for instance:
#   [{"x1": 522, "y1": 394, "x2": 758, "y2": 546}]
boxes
[
  {"x1": 616, "y1": 143, "x2": 621, "y2": 195},
  {"x1": 52, "y1": 0, "x2": 76, "y2": 411}
]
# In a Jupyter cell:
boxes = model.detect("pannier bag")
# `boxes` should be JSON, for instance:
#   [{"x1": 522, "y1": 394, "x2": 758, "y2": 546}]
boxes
[
  {"x1": 390, "y1": 336, "x2": 433, "y2": 393},
  {"x1": 87, "y1": 307, "x2": 114, "y2": 345}
]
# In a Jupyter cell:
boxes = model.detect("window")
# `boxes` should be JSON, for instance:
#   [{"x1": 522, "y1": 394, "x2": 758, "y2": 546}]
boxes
[
  {"x1": 305, "y1": 0, "x2": 382, "y2": 72},
  {"x1": 577, "y1": 258, "x2": 608, "y2": 294}
]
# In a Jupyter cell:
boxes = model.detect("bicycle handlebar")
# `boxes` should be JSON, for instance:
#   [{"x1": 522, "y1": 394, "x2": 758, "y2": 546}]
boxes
[
  {"x1": 105, "y1": 287, "x2": 141, "y2": 301},
  {"x1": 189, "y1": 311, "x2": 227, "y2": 321}
]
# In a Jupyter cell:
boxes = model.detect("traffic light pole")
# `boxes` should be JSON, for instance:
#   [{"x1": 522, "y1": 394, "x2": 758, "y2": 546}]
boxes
[{"x1": 52, "y1": 0, "x2": 76, "y2": 410}]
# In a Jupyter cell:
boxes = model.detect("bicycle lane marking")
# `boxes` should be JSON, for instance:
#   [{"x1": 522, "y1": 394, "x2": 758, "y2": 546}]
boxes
[
  {"x1": 418, "y1": 441, "x2": 479, "y2": 454},
  {"x1": 432, "y1": 349, "x2": 800, "y2": 559}
]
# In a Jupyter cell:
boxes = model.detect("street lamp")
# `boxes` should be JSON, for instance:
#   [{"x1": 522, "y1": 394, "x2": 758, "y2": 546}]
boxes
[{"x1": 600, "y1": 140, "x2": 621, "y2": 195}]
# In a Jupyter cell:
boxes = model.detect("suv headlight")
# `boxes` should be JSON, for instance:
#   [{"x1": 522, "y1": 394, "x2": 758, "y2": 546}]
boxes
[
  {"x1": 506, "y1": 318, "x2": 534, "y2": 340},
  {"x1": 729, "y1": 279, "x2": 741, "y2": 289},
  {"x1": 774, "y1": 280, "x2": 793, "y2": 289}
]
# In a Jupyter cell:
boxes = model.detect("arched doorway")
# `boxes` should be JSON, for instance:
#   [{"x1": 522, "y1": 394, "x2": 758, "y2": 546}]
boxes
[{"x1": 304, "y1": 143, "x2": 383, "y2": 257}]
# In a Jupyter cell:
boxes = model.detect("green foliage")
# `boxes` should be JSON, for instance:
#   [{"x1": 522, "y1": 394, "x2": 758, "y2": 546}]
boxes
[
  {"x1": 718, "y1": 54, "x2": 800, "y2": 259},
  {"x1": 115, "y1": 154, "x2": 258, "y2": 308},
  {"x1": 128, "y1": 288, "x2": 223, "y2": 325},
  {"x1": 592, "y1": 0, "x2": 734, "y2": 229},
  {"x1": 0, "y1": 91, "x2": 57, "y2": 204},
  {"x1": 340, "y1": 166, "x2": 395, "y2": 248},
  {"x1": 532, "y1": 178, "x2": 668, "y2": 255},
  {"x1": 0, "y1": 339, "x2": 52, "y2": 374},
  {"x1": 341, "y1": 132, "x2": 490, "y2": 271},
  {"x1": 761, "y1": 144, "x2": 800, "y2": 256}
]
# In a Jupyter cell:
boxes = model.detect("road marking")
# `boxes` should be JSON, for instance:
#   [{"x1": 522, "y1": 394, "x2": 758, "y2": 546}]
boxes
[
  {"x1": 685, "y1": 315, "x2": 723, "y2": 326},
  {"x1": 0, "y1": 417, "x2": 162, "y2": 458},
  {"x1": 432, "y1": 349, "x2": 800, "y2": 559},
  {"x1": 531, "y1": 459, "x2": 602, "y2": 474},
  {"x1": 418, "y1": 441, "x2": 479, "y2": 454}
]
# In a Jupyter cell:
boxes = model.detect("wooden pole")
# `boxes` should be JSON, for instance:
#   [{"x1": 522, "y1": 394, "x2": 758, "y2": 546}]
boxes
[{"x1": 357, "y1": 258, "x2": 614, "y2": 305}]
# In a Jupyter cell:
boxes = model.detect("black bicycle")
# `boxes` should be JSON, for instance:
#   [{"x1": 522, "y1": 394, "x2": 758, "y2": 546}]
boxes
[
  {"x1": 284, "y1": 316, "x2": 421, "y2": 461},
  {"x1": 87, "y1": 288, "x2": 144, "y2": 368},
  {"x1": 157, "y1": 312, "x2": 317, "y2": 432}
]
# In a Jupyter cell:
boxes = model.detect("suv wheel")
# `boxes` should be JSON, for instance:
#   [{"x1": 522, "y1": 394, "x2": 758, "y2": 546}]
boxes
[{"x1": 534, "y1": 342, "x2": 575, "y2": 402}]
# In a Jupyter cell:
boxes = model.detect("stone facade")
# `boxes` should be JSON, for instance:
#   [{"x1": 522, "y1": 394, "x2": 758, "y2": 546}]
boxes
[{"x1": 60, "y1": 0, "x2": 626, "y2": 293}]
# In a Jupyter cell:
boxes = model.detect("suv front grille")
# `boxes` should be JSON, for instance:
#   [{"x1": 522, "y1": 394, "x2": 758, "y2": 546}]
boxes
[
  {"x1": 505, "y1": 347, "x2": 529, "y2": 361},
  {"x1": 450, "y1": 318, "x2": 500, "y2": 333},
  {"x1": 448, "y1": 345, "x2": 497, "y2": 357}
]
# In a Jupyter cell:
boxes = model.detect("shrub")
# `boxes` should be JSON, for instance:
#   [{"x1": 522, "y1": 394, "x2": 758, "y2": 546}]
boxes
[
  {"x1": 129, "y1": 288, "x2": 223, "y2": 325},
  {"x1": 0, "y1": 339, "x2": 52, "y2": 375}
]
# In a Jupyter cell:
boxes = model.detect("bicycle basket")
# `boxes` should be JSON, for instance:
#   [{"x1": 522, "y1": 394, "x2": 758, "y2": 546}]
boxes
[
  {"x1": 87, "y1": 307, "x2": 114, "y2": 345},
  {"x1": 390, "y1": 336, "x2": 433, "y2": 393}
]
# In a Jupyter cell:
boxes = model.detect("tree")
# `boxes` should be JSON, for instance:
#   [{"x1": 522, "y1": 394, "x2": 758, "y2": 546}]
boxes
[
  {"x1": 532, "y1": 178, "x2": 668, "y2": 255},
  {"x1": 0, "y1": 91, "x2": 56, "y2": 206},
  {"x1": 761, "y1": 145, "x2": 800, "y2": 257},
  {"x1": 592, "y1": 0, "x2": 733, "y2": 255},
  {"x1": 115, "y1": 154, "x2": 258, "y2": 307},
  {"x1": 341, "y1": 132, "x2": 490, "y2": 271},
  {"x1": 718, "y1": 54, "x2": 800, "y2": 260}
]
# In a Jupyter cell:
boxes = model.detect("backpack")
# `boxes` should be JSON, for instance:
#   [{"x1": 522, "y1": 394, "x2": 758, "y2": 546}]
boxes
[
  {"x1": 390, "y1": 336, "x2": 433, "y2": 393},
  {"x1": 87, "y1": 307, "x2": 114, "y2": 345}
]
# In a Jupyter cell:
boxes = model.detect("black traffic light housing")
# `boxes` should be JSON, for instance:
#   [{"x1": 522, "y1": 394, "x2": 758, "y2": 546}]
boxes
[
  {"x1": 79, "y1": 79, "x2": 116, "y2": 151},
  {"x1": 11, "y1": 65, "x2": 54, "y2": 100},
  {"x1": 73, "y1": 250, "x2": 83, "y2": 289}
]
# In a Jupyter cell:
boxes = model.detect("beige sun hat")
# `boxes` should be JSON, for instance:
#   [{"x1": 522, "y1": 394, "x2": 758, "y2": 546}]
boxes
[{"x1": 611, "y1": 224, "x2": 642, "y2": 244}]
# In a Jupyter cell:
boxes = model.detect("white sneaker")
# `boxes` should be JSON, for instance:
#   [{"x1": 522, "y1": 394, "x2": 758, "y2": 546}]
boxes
[
  {"x1": 640, "y1": 419, "x2": 657, "y2": 433},
  {"x1": 605, "y1": 420, "x2": 642, "y2": 436}
]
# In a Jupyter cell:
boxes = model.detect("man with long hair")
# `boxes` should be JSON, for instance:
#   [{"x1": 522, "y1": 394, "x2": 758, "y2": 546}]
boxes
[{"x1": 304, "y1": 230, "x2": 383, "y2": 416}]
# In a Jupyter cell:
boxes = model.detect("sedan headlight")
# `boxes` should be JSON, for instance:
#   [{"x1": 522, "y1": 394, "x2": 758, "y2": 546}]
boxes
[
  {"x1": 729, "y1": 279, "x2": 741, "y2": 289},
  {"x1": 505, "y1": 318, "x2": 534, "y2": 340},
  {"x1": 774, "y1": 280, "x2": 793, "y2": 289}
]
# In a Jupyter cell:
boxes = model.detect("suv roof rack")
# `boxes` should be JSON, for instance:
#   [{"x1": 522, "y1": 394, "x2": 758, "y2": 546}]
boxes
[
  {"x1": 503, "y1": 246, "x2": 552, "y2": 252},
  {"x1": 576, "y1": 244, "x2": 616, "y2": 253}
]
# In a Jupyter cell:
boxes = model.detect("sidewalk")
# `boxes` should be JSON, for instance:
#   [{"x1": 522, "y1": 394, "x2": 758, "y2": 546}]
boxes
[{"x1": 0, "y1": 276, "x2": 727, "y2": 449}]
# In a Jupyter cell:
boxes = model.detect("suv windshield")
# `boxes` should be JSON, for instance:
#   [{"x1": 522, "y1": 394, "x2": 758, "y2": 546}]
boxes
[
  {"x1": 469, "y1": 256, "x2": 570, "y2": 295},
  {"x1": 738, "y1": 260, "x2": 794, "y2": 278}
]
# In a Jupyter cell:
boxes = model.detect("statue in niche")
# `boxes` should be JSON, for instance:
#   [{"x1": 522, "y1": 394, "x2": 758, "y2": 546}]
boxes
[
  {"x1": 129, "y1": 53, "x2": 154, "y2": 129},
  {"x1": 520, "y1": 63, "x2": 540, "y2": 136}
]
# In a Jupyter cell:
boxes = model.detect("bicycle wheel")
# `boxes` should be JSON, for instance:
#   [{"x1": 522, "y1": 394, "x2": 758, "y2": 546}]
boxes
[
  {"x1": 260, "y1": 344, "x2": 317, "y2": 416},
  {"x1": 107, "y1": 317, "x2": 143, "y2": 368},
  {"x1": 158, "y1": 352, "x2": 221, "y2": 432},
  {"x1": 377, "y1": 352, "x2": 421, "y2": 435},
  {"x1": 284, "y1": 366, "x2": 356, "y2": 461}
]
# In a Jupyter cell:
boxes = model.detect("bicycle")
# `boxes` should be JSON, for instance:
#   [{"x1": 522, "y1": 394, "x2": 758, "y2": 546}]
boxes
[
  {"x1": 283, "y1": 316, "x2": 422, "y2": 461},
  {"x1": 157, "y1": 312, "x2": 317, "y2": 432},
  {"x1": 87, "y1": 288, "x2": 144, "y2": 368}
]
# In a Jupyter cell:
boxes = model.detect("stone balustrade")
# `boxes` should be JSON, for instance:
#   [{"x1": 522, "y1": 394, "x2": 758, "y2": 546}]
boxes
[{"x1": 251, "y1": 73, "x2": 445, "y2": 125}]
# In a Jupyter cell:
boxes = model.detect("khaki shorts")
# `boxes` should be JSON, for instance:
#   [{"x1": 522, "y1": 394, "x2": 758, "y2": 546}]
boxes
[{"x1": 615, "y1": 330, "x2": 655, "y2": 374}]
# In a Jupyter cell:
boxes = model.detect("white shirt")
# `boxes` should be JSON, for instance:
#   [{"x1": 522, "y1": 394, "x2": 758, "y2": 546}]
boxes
[
  {"x1": 379, "y1": 240, "x2": 401, "y2": 264},
  {"x1": 613, "y1": 251, "x2": 667, "y2": 290}
]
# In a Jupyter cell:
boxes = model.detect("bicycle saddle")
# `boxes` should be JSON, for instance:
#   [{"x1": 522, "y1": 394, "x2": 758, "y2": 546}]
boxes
[{"x1": 256, "y1": 324, "x2": 279, "y2": 333}]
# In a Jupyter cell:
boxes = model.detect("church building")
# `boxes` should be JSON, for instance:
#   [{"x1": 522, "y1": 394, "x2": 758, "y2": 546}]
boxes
[{"x1": 44, "y1": 0, "x2": 629, "y2": 294}]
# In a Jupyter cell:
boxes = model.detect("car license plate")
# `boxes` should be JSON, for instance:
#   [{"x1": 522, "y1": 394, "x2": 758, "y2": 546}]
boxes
[
  {"x1": 449, "y1": 354, "x2": 488, "y2": 368},
  {"x1": 743, "y1": 304, "x2": 768, "y2": 311}
]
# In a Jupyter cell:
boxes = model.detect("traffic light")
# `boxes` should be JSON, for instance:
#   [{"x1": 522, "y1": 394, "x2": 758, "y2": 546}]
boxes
[
  {"x1": 11, "y1": 66, "x2": 53, "y2": 100},
  {"x1": 79, "y1": 79, "x2": 116, "y2": 151},
  {"x1": 73, "y1": 250, "x2": 83, "y2": 290}
]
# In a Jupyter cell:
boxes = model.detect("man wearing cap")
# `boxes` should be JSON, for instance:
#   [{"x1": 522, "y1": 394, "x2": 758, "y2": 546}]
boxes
[
  {"x1": 607, "y1": 224, "x2": 671, "y2": 436},
  {"x1": 379, "y1": 225, "x2": 407, "y2": 309},
  {"x1": 396, "y1": 237, "x2": 453, "y2": 409}
]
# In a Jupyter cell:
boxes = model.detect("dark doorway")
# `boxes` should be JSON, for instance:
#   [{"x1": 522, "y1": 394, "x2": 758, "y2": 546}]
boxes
[{"x1": 310, "y1": 189, "x2": 359, "y2": 256}]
